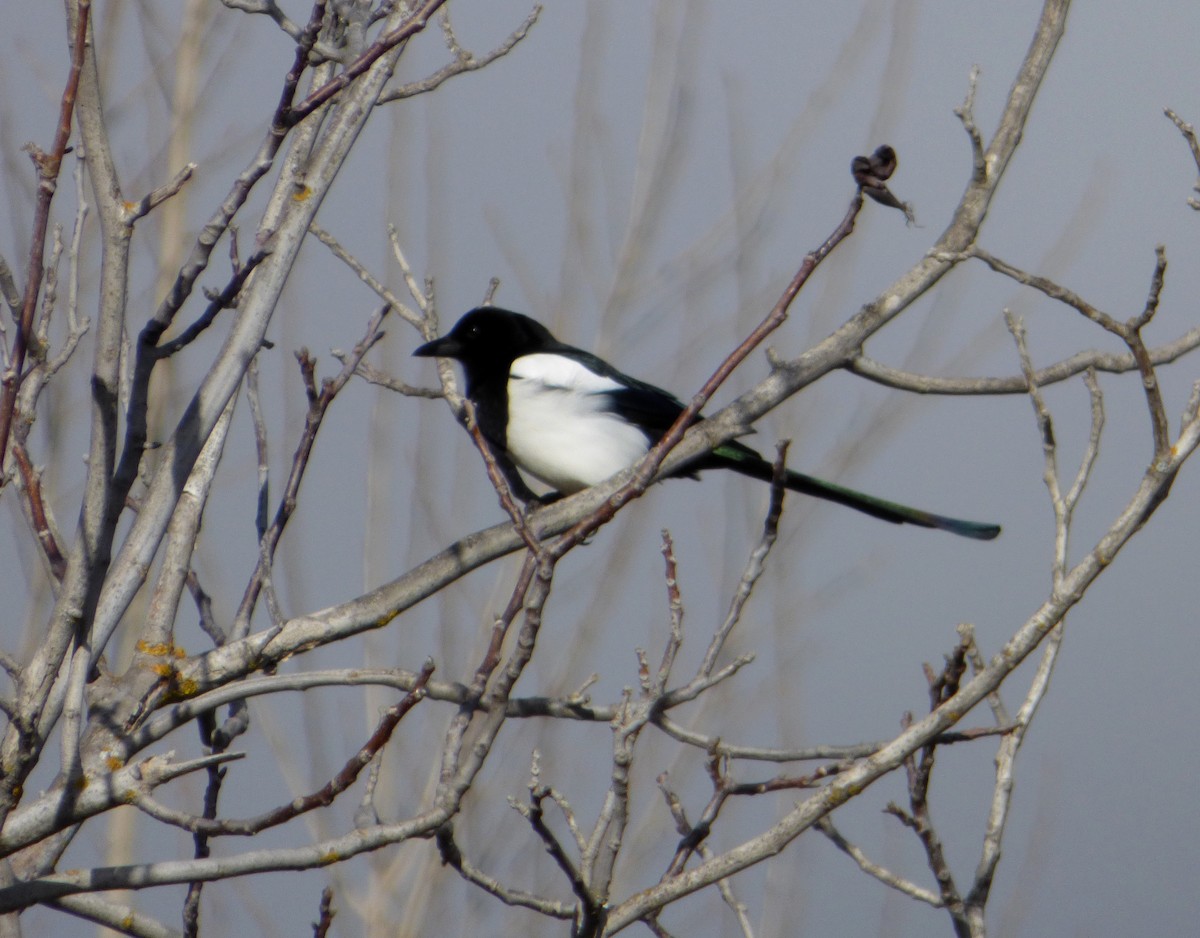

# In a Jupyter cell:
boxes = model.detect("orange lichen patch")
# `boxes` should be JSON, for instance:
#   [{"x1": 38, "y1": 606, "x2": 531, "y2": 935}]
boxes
[
  {"x1": 138, "y1": 641, "x2": 189, "y2": 662},
  {"x1": 160, "y1": 675, "x2": 199, "y2": 703}
]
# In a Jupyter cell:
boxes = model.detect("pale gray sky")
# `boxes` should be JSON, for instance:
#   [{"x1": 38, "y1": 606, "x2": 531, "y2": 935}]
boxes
[{"x1": 3, "y1": 2, "x2": 1198, "y2": 935}]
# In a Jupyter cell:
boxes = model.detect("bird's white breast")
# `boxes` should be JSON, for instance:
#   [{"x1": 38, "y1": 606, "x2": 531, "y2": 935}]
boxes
[{"x1": 505, "y1": 353, "x2": 651, "y2": 493}]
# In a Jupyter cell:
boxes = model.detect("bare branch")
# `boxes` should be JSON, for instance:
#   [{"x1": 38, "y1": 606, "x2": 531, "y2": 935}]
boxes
[
  {"x1": 1164, "y1": 107, "x2": 1200, "y2": 209},
  {"x1": 9, "y1": 442, "x2": 67, "y2": 581},
  {"x1": 954, "y1": 65, "x2": 986, "y2": 182},
  {"x1": 657, "y1": 775, "x2": 756, "y2": 936},
  {"x1": 605, "y1": 400, "x2": 1197, "y2": 931},
  {"x1": 154, "y1": 248, "x2": 272, "y2": 358},
  {"x1": 435, "y1": 824, "x2": 574, "y2": 919},
  {"x1": 0, "y1": 255, "x2": 20, "y2": 321},
  {"x1": 966, "y1": 623, "x2": 1063, "y2": 917},
  {"x1": 387, "y1": 224, "x2": 434, "y2": 324},
  {"x1": 698, "y1": 442, "x2": 788, "y2": 677},
  {"x1": 233, "y1": 307, "x2": 389, "y2": 638},
  {"x1": 131, "y1": 664, "x2": 433, "y2": 838},
  {"x1": 49, "y1": 893, "x2": 181, "y2": 938},
  {"x1": 0, "y1": 751, "x2": 244, "y2": 855},
  {"x1": 126, "y1": 163, "x2": 197, "y2": 222},
  {"x1": 144, "y1": 393, "x2": 238, "y2": 649},
  {"x1": 976, "y1": 246, "x2": 1170, "y2": 454},
  {"x1": 0, "y1": 0, "x2": 89, "y2": 477},
  {"x1": 285, "y1": 0, "x2": 452, "y2": 126},
  {"x1": 461, "y1": 399, "x2": 542, "y2": 550},
  {"x1": 847, "y1": 327, "x2": 1200, "y2": 394},
  {"x1": 0, "y1": 806, "x2": 460, "y2": 911},
  {"x1": 655, "y1": 531, "x2": 685, "y2": 696},
  {"x1": 380, "y1": 5, "x2": 542, "y2": 103},
  {"x1": 517, "y1": 784, "x2": 595, "y2": 921},
  {"x1": 337, "y1": 357, "x2": 443, "y2": 397},
  {"x1": 816, "y1": 817, "x2": 943, "y2": 907},
  {"x1": 309, "y1": 222, "x2": 422, "y2": 325},
  {"x1": 219, "y1": 0, "x2": 304, "y2": 42}
]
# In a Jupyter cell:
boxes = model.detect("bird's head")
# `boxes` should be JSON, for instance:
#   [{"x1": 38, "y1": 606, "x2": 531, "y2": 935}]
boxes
[{"x1": 413, "y1": 307, "x2": 556, "y2": 369}]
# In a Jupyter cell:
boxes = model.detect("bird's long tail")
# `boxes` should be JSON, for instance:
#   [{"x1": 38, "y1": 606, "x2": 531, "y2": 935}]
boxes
[{"x1": 709, "y1": 444, "x2": 1001, "y2": 541}]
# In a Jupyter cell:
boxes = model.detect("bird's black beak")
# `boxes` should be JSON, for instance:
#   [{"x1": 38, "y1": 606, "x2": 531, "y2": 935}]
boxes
[{"x1": 413, "y1": 335, "x2": 460, "y2": 359}]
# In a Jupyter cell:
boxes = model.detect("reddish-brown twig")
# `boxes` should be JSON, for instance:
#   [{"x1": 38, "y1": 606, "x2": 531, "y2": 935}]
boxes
[
  {"x1": 10, "y1": 441, "x2": 67, "y2": 581},
  {"x1": 552, "y1": 192, "x2": 867, "y2": 558},
  {"x1": 0, "y1": 0, "x2": 90, "y2": 479},
  {"x1": 284, "y1": 0, "x2": 451, "y2": 126},
  {"x1": 134, "y1": 661, "x2": 435, "y2": 838}
]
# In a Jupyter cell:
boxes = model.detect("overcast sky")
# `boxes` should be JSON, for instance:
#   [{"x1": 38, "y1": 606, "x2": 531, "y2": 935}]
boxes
[{"x1": 3, "y1": 1, "x2": 1199, "y2": 935}]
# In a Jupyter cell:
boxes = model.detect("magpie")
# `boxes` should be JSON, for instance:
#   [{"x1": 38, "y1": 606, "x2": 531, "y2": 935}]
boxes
[{"x1": 414, "y1": 307, "x2": 1000, "y2": 540}]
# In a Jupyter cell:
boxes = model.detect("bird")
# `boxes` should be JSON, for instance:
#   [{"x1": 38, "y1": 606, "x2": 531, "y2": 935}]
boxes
[{"x1": 414, "y1": 307, "x2": 1000, "y2": 540}]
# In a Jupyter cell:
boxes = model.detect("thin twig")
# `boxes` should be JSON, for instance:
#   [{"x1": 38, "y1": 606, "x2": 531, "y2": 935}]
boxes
[
  {"x1": 10, "y1": 442, "x2": 67, "y2": 580},
  {"x1": 0, "y1": 254, "x2": 20, "y2": 321},
  {"x1": 337, "y1": 358, "x2": 443, "y2": 398},
  {"x1": 219, "y1": 0, "x2": 344, "y2": 60},
  {"x1": 462, "y1": 399, "x2": 541, "y2": 551},
  {"x1": 654, "y1": 780, "x2": 756, "y2": 938},
  {"x1": 655, "y1": 531, "x2": 684, "y2": 696},
  {"x1": 435, "y1": 825, "x2": 574, "y2": 919},
  {"x1": 154, "y1": 248, "x2": 272, "y2": 357},
  {"x1": 308, "y1": 222, "x2": 421, "y2": 325},
  {"x1": 698, "y1": 441, "x2": 789, "y2": 677},
  {"x1": 50, "y1": 893, "x2": 182, "y2": 938},
  {"x1": 285, "y1": 0, "x2": 452, "y2": 126},
  {"x1": 847, "y1": 326, "x2": 1200, "y2": 394},
  {"x1": 1005, "y1": 311, "x2": 1073, "y2": 583},
  {"x1": 522, "y1": 786, "x2": 595, "y2": 920},
  {"x1": 816, "y1": 817, "x2": 943, "y2": 907},
  {"x1": 1164, "y1": 108, "x2": 1200, "y2": 210},
  {"x1": 133, "y1": 663, "x2": 433, "y2": 837},
  {"x1": 232, "y1": 308, "x2": 389, "y2": 638},
  {"x1": 127, "y1": 163, "x2": 197, "y2": 222},
  {"x1": 312, "y1": 886, "x2": 335, "y2": 938},
  {"x1": 954, "y1": 65, "x2": 986, "y2": 183},
  {"x1": 387, "y1": 224, "x2": 432, "y2": 323},
  {"x1": 978, "y1": 246, "x2": 1169, "y2": 454},
  {"x1": 380, "y1": 5, "x2": 541, "y2": 103},
  {"x1": 553, "y1": 191, "x2": 865, "y2": 563},
  {"x1": 0, "y1": 0, "x2": 90, "y2": 478}
]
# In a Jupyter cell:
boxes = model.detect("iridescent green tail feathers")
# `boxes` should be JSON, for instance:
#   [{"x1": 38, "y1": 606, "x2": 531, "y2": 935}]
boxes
[{"x1": 706, "y1": 443, "x2": 1001, "y2": 541}]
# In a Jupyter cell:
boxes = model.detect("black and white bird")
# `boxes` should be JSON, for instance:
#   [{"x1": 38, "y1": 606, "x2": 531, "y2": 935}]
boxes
[{"x1": 414, "y1": 307, "x2": 1000, "y2": 540}]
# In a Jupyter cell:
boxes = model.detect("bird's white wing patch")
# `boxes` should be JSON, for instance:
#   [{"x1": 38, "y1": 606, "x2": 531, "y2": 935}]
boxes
[
  {"x1": 509, "y1": 353, "x2": 625, "y2": 394},
  {"x1": 506, "y1": 353, "x2": 650, "y2": 493}
]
